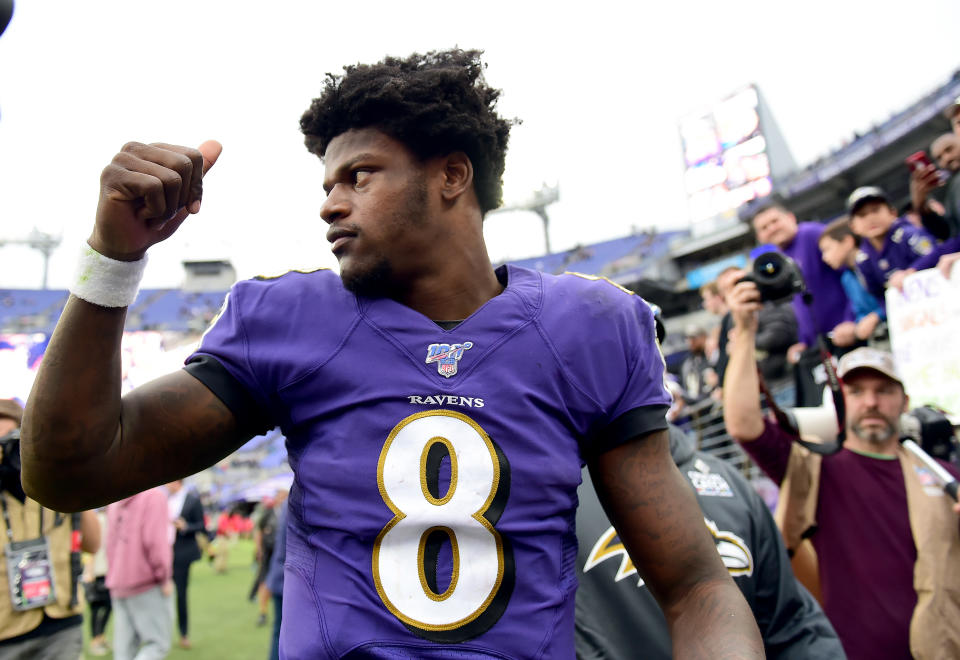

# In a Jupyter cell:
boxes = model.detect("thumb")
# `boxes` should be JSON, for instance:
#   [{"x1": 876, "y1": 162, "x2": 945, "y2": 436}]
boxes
[
  {"x1": 186, "y1": 140, "x2": 222, "y2": 214},
  {"x1": 199, "y1": 139, "x2": 223, "y2": 176}
]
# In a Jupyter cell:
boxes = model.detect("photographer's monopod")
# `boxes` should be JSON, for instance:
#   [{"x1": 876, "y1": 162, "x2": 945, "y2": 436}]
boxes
[{"x1": 901, "y1": 438, "x2": 960, "y2": 502}]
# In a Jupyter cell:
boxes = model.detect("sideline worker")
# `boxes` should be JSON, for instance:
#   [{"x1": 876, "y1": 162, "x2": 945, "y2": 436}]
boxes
[{"x1": 722, "y1": 278, "x2": 960, "y2": 660}]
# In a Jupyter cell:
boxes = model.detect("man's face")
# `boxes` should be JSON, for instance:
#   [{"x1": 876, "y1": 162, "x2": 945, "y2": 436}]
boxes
[
  {"x1": 320, "y1": 128, "x2": 436, "y2": 297},
  {"x1": 818, "y1": 235, "x2": 851, "y2": 270},
  {"x1": 701, "y1": 291, "x2": 724, "y2": 315},
  {"x1": 686, "y1": 334, "x2": 705, "y2": 352},
  {"x1": 752, "y1": 208, "x2": 798, "y2": 248},
  {"x1": 850, "y1": 201, "x2": 897, "y2": 243},
  {"x1": 932, "y1": 135, "x2": 960, "y2": 173},
  {"x1": 843, "y1": 370, "x2": 908, "y2": 449},
  {"x1": 951, "y1": 109, "x2": 960, "y2": 137}
]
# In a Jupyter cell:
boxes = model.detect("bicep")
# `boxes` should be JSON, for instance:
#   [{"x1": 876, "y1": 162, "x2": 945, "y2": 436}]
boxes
[
  {"x1": 95, "y1": 370, "x2": 249, "y2": 505},
  {"x1": 587, "y1": 429, "x2": 727, "y2": 610}
]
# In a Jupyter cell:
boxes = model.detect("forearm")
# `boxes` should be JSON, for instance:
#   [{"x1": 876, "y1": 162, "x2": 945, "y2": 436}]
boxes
[
  {"x1": 722, "y1": 326, "x2": 764, "y2": 440},
  {"x1": 590, "y1": 431, "x2": 763, "y2": 657},
  {"x1": 666, "y1": 577, "x2": 764, "y2": 659},
  {"x1": 21, "y1": 296, "x2": 127, "y2": 506},
  {"x1": 23, "y1": 300, "x2": 245, "y2": 511},
  {"x1": 79, "y1": 510, "x2": 102, "y2": 553}
]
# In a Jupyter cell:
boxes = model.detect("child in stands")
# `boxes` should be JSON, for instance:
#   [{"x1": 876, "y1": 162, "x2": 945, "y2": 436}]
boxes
[{"x1": 818, "y1": 216, "x2": 885, "y2": 342}]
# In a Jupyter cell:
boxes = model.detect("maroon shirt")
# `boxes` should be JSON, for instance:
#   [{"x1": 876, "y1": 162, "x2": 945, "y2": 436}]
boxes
[{"x1": 743, "y1": 419, "x2": 960, "y2": 660}]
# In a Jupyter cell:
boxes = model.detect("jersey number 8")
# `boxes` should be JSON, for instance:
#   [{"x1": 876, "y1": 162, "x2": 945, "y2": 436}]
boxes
[{"x1": 373, "y1": 410, "x2": 514, "y2": 643}]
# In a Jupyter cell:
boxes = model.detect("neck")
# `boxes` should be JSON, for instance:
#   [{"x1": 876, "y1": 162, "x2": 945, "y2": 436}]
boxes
[
  {"x1": 395, "y1": 226, "x2": 503, "y2": 320},
  {"x1": 868, "y1": 236, "x2": 885, "y2": 251}
]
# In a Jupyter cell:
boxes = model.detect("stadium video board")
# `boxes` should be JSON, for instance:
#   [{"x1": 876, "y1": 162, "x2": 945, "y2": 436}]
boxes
[{"x1": 680, "y1": 85, "x2": 773, "y2": 228}]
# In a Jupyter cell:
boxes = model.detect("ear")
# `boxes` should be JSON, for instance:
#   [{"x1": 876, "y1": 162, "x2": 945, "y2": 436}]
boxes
[
  {"x1": 439, "y1": 152, "x2": 474, "y2": 203},
  {"x1": 902, "y1": 391, "x2": 910, "y2": 414}
]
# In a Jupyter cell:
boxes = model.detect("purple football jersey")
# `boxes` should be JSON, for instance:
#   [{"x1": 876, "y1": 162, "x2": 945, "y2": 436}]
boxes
[{"x1": 186, "y1": 265, "x2": 670, "y2": 659}]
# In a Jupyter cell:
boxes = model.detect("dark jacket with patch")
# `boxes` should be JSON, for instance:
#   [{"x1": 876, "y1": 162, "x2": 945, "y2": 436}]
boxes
[{"x1": 574, "y1": 425, "x2": 844, "y2": 659}]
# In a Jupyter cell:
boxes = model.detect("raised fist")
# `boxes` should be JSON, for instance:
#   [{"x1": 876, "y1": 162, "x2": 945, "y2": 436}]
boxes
[{"x1": 90, "y1": 140, "x2": 222, "y2": 261}]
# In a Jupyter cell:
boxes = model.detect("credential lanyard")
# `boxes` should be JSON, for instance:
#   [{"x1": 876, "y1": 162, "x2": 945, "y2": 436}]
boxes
[{"x1": 0, "y1": 494, "x2": 45, "y2": 543}]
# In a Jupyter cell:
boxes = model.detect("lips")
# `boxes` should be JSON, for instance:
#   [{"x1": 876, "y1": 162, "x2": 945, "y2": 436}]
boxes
[{"x1": 326, "y1": 226, "x2": 357, "y2": 254}]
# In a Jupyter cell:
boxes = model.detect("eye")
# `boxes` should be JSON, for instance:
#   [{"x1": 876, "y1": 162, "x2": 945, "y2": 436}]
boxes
[{"x1": 352, "y1": 169, "x2": 372, "y2": 188}]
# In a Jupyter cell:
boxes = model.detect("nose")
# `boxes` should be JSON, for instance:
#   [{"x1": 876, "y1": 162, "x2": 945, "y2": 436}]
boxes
[
  {"x1": 320, "y1": 186, "x2": 350, "y2": 224},
  {"x1": 861, "y1": 389, "x2": 880, "y2": 408}
]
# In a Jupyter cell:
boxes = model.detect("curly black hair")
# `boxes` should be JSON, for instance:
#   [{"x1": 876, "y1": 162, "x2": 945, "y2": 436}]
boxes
[{"x1": 300, "y1": 48, "x2": 513, "y2": 215}]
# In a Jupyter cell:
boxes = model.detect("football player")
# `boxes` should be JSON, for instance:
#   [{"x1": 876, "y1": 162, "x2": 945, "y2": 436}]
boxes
[{"x1": 21, "y1": 49, "x2": 762, "y2": 658}]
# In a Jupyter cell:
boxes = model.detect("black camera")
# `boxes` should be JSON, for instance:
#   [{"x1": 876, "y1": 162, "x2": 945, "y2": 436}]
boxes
[
  {"x1": 901, "y1": 406, "x2": 959, "y2": 466},
  {"x1": 738, "y1": 251, "x2": 805, "y2": 302}
]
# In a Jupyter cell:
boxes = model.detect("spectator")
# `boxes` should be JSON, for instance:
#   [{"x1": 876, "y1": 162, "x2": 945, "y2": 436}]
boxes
[
  {"x1": 576, "y1": 424, "x2": 844, "y2": 659},
  {"x1": 168, "y1": 479, "x2": 204, "y2": 650},
  {"x1": 106, "y1": 487, "x2": 173, "y2": 660},
  {"x1": 0, "y1": 399, "x2": 100, "y2": 660},
  {"x1": 250, "y1": 496, "x2": 278, "y2": 627},
  {"x1": 910, "y1": 132, "x2": 960, "y2": 273},
  {"x1": 83, "y1": 509, "x2": 112, "y2": 657},
  {"x1": 264, "y1": 490, "x2": 288, "y2": 660},
  {"x1": 679, "y1": 324, "x2": 714, "y2": 401},
  {"x1": 711, "y1": 265, "x2": 744, "y2": 385},
  {"x1": 699, "y1": 280, "x2": 726, "y2": 317},
  {"x1": 846, "y1": 186, "x2": 937, "y2": 294},
  {"x1": 749, "y1": 201, "x2": 856, "y2": 362},
  {"x1": 818, "y1": 216, "x2": 885, "y2": 342},
  {"x1": 722, "y1": 278, "x2": 960, "y2": 659},
  {"x1": 699, "y1": 279, "x2": 728, "y2": 377}
]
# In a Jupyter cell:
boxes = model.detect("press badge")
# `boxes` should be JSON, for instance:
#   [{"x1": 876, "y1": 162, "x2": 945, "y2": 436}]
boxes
[{"x1": 5, "y1": 537, "x2": 56, "y2": 611}]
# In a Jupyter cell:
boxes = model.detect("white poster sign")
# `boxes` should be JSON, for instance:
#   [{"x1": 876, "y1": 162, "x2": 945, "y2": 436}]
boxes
[{"x1": 886, "y1": 265, "x2": 960, "y2": 418}]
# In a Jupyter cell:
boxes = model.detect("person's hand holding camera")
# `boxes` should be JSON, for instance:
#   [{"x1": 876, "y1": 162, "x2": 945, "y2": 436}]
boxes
[{"x1": 727, "y1": 280, "x2": 762, "y2": 334}]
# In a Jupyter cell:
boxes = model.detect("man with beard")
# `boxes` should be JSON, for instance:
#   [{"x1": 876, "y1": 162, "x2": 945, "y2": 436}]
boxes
[
  {"x1": 18, "y1": 50, "x2": 762, "y2": 658},
  {"x1": 722, "y1": 278, "x2": 960, "y2": 660}
]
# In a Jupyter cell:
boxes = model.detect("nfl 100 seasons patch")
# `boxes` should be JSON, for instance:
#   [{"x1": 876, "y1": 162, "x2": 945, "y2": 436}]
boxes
[{"x1": 425, "y1": 342, "x2": 474, "y2": 378}]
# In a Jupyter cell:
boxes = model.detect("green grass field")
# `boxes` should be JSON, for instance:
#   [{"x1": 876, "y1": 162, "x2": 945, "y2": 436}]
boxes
[{"x1": 83, "y1": 538, "x2": 273, "y2": 660}]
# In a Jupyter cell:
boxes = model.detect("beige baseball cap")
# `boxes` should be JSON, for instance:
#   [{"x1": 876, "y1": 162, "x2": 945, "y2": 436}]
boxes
[
  {"x1": 837, "y1": 347, "x2": 903, "y2": 387},
  {"x1": 0, "y1": 399, "x2": 23, "y2": 426}
]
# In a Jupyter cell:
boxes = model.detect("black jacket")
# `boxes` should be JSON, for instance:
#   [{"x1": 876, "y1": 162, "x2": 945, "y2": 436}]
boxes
[
  {"x1": 575, "y1": 426, "x2": 844, "y2": 659},
  {"x1": 173, "y1": 491, "x2": 205, "y2": 565}
]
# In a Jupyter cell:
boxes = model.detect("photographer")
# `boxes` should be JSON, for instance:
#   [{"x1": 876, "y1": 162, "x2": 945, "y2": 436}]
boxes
[
  {"x1": 0, "y1": 400, "x2": 100, "y2": 659},
  {"x1": 722, "y1": 280, "x2": 960, "y2": 660},
  {"x1": 749, "y1": 202, "x2": 856, "y2": 364}
]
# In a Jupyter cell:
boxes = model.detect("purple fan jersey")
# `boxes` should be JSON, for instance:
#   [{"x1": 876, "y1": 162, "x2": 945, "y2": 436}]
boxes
[{"x1": 185, "y1": 265, "x2": 670, "y2": 659}]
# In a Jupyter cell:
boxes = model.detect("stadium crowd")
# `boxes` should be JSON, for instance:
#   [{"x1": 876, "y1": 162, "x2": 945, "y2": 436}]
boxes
[
  {"x1": 0, "y1": 21, "x2": 957, "y2": 658},
  {"x1": 668, "y1": 105, "x2": 960, "y2": 416}
]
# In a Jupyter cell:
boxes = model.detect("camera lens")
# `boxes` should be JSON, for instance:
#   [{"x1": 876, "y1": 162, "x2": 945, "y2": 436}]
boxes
[{"x1": 755, "y1": 255, "x2": 782, "y2": 278}]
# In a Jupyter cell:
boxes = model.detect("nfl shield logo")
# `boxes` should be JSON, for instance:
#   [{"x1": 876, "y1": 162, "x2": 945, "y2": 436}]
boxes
[{"x1": 425, "y1": 342, "x2": 474, "y2": 378}]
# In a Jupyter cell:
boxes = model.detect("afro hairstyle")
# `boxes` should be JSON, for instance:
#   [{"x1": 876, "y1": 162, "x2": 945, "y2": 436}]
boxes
[{"x1": 300, "y1": 48, "x2": 513, "y2": 216}]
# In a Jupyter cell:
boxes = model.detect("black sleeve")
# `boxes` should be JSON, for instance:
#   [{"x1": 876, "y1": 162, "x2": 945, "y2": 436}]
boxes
[
  {"x1": 588, "y1": 404, "x2": 670, "y2": 456},
  {"x1": 183, "y1": 355, "x2": 274, "y2": 437},
  {"x1": 919, "y1": 209, "x2": 951, "y2": 241},
  {"x1": 755, "y1": 303, "x2": 798, "y2": 353},
  {"x1": 180, "y1": 494, "x2": 206, "y2": 536}
]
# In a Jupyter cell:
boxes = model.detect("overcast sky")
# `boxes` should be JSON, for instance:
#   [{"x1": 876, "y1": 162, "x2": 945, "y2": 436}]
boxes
[{"x1": 1, "y1": 0, "x2": 958, "y2": 290}]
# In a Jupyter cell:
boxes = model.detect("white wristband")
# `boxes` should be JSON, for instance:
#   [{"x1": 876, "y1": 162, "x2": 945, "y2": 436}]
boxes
[{"x1": 71, "y1": 244, "x2": 148, "y2": 308}]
